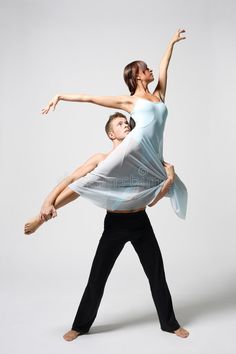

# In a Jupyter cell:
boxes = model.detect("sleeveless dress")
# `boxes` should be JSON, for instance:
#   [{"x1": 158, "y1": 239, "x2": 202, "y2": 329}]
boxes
[{"x1": 68, "y1": 97, "x2": 188, "y2": 219}]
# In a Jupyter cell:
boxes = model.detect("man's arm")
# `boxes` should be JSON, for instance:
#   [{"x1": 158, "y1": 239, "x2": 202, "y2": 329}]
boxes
[
  {"x1": 41, "y1": 153, "x2": 106, "y2": 208},
  {"x1": 148, "y1": 163, "x2": 175, "y2": 207}
]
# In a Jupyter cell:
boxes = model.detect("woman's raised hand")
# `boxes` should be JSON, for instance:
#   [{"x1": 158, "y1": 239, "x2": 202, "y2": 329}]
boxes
[
  {"x1": 171, "y1": 28, "x2": 186, "y2": 44},
  {"x1": 41, "y1": 95, "x2": 60, "y2": 115}
]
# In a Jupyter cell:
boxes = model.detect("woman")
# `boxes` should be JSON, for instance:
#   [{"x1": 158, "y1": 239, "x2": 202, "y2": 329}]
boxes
[{"x1": 41, "y1": 28, "x2": 187, "y2": 219}]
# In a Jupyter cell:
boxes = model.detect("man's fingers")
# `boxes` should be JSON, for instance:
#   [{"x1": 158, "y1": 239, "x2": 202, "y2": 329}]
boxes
[{"x1": 52, "y1": 209, "x2": 57, "y2": 218}]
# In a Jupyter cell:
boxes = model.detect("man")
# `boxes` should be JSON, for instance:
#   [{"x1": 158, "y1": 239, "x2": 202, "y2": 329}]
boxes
[
  {"x1": 24, "y1": 112, "x2": 189, "y2": 339},
  {"x1": 24, "y1": 113, "x2": 173, "y2": 233}
]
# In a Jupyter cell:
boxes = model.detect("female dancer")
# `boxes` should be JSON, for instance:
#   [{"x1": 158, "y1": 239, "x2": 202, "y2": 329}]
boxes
[{"x1": 40, "y1": 28, "x2": 187, "y2": 219}]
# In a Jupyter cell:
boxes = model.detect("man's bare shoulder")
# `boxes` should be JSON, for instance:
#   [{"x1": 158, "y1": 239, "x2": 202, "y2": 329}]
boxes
[
  {"x1": 96, "y1": 152, "x2": 110, "y2": 162},
  {"x1": 83, "y1": 151, "x2": 112, "y2": 168},
  {"x1": 90, "y1": 152, "x2": 109, "y2": 164}
]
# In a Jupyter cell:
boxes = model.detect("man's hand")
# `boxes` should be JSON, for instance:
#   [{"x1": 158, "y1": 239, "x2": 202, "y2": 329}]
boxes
[
  {"x1": 162, "y1": 161, "x2": 175, "y2": 182},
  {"x1": 40, "y1": 204, "x2": 57, "y2": 221}
]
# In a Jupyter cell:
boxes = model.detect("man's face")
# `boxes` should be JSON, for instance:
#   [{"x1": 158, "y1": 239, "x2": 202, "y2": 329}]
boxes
[{"x1": 109, "y1": 117, "x2": 131, "y2": 141}]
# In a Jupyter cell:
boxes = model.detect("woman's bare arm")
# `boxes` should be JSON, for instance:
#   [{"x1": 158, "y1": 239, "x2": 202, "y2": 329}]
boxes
[
  {"x1": 41, "y1": 94, "x2": 133, "y2": 115},
  {"x1": 153, "y1": 28, "x2": 186, "y2": 100}
]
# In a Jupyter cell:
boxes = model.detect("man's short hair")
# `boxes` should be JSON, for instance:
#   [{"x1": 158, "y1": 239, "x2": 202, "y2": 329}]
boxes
[{"x1": 105, "y1": 112, "x2": 135, "y2": 139}]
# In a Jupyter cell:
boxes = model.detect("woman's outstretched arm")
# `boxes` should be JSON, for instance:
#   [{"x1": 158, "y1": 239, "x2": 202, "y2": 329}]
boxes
[
  {"x1": 41, "y1": 94, "x2": 133, "y2": 115},
  {"x1": 153, "y1": 28, "x2": 186, "y2": 100}
]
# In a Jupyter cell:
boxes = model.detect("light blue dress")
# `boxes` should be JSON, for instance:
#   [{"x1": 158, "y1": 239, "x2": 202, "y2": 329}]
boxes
[{"x1": 68, "y1": 98, "x2": 188, "y2": 219}]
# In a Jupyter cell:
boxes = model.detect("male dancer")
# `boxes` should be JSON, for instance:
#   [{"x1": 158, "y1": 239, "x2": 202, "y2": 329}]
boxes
[{"x1": 24, "y1": 112, "x2": 189, "y2": 339}]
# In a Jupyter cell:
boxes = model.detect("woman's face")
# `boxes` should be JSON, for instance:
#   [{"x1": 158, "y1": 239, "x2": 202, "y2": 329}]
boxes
[{"x1": 138, "y1": 65, "x2": 154, "y2": 84}]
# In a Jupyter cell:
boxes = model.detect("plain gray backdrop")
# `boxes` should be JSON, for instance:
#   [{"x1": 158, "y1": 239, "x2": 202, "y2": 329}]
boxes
[{"x1": 1, "y1": 0, "x2": 236, "y2": 353}]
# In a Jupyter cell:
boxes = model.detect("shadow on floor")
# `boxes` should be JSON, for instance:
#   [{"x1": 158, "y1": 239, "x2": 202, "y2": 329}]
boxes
[{"x1": 89, "y1": 282, "x2": 236, "y2": 334}]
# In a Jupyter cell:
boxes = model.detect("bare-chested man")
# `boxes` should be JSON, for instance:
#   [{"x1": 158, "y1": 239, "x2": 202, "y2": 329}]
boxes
[{"x1": 24, "y1": 112, "x2": 189, "y2": 339}]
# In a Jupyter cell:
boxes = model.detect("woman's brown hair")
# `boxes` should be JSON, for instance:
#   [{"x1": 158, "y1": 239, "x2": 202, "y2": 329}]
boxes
[{"x1": 123, "y1": 60, "x2": 147, "y2": 95}]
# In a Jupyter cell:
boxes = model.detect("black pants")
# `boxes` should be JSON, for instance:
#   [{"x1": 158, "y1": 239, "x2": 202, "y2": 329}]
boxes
[{"x1": 71, "y1": 210, "x2": 180, "y2": 334}]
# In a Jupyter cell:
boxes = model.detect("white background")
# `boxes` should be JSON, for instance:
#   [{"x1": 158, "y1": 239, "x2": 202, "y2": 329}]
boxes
[{"x1": 1, "y1": 0, "x2": 236, "y2": 353}]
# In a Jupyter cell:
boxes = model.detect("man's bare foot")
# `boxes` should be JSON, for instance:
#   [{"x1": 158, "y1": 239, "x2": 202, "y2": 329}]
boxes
[
  {"x1": 24, "y1": 215, "x2": 44, "y2": 235},
  {"x1": 63, "y1": 330, "x2": 81, "y2": 341},
  {"x1": 174, "y1": 327, "x2": 189, "y2": 338}
]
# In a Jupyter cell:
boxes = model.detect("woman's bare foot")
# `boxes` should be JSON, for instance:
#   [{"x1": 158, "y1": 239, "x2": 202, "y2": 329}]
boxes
[
  {"x1": 174, "y1": 327, "x2": 189, "y2": 338},
  {"x1": 24, "y1": 215, "x2": 44, "y2": 235},
  {"x1": 63, "y1": 330, "x2": 81, "y2": 341}
]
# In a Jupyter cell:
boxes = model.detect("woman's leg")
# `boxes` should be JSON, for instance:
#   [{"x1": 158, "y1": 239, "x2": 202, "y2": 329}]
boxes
[{"x1": 24, "y1": 187, "x2": 79, "y2": 235}]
